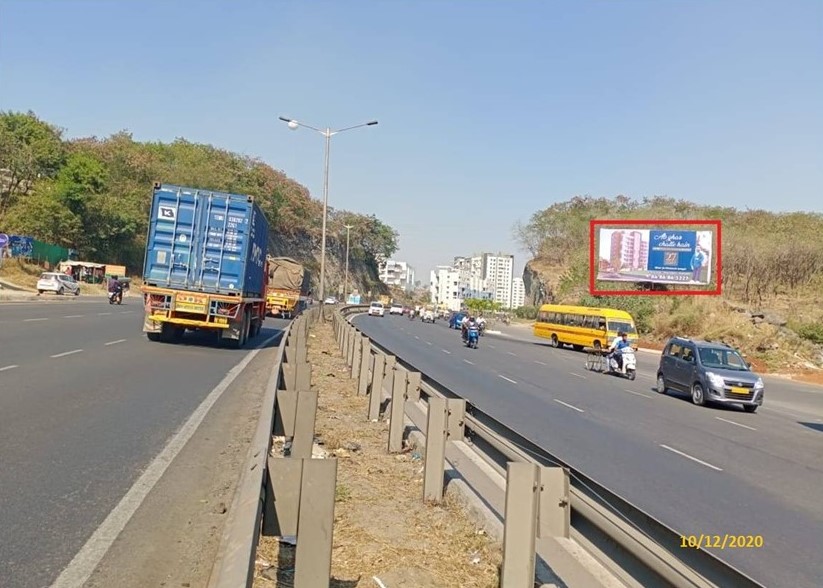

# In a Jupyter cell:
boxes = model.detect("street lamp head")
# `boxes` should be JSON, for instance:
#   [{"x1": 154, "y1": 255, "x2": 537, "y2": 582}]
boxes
[
  {"x1": 367, "y1": 121, "x2": 378, "y2": 126},
  {"x1": 287, "y1": 120, "x2": 299, "y2": 130}
]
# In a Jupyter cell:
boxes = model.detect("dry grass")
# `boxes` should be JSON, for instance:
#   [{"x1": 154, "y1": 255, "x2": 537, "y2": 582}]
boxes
[{"x1": 253, "y1": 321, "x2": 502, "y2": 588}]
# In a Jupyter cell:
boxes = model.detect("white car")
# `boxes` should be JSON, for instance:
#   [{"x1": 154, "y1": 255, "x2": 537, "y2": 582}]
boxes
[
  {"x1": 37, "y1": 272, "x2": 80, "y2": 296},
  {"x1": 389, "y1": 304, "x2": 403, "y2": 315},
  {"x1": 368, "y1": 301, "x2": 385, "y2": 317}
]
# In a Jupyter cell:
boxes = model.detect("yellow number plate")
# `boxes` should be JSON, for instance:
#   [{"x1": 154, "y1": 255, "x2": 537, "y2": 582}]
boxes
[
  {"x1": 730, "y1": 386, "x2": 749, "y2": 395},
  {"x1": 175, "y1": 293, "x2": 208, "y2": 313},
  {"x1": 215, "y1": 317, "x2": 228, "y2": 324}
]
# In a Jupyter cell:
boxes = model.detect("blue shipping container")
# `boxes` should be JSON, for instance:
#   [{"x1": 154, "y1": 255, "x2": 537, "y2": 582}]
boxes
[{"x1": 142, "y1": 184, "x2": 269, "y2": 297}]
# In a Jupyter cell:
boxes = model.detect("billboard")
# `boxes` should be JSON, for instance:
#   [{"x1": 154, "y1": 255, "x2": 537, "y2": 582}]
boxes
[{"x1": 589, "y1": 219, "x2": 722, "y2": 296}]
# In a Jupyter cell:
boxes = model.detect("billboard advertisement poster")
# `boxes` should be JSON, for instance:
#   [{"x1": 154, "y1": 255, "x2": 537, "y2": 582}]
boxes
[{"x1": 589, "y1": 219, "x2": 722, "y2": 296}]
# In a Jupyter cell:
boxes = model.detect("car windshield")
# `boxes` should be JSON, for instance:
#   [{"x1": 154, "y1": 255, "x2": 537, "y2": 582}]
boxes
[
  {"x1": 607, "y1": 321, "x2": 637, "y2": 335},
  {"x1": 370, "y1": 302, "x2": 382, "y2": 308},
  {"x1": 698, "y1": 347, "x2": 749, "y2": 371},
  {"x1": 40, "y1": 273, "x2": 58, "y2": 279}
]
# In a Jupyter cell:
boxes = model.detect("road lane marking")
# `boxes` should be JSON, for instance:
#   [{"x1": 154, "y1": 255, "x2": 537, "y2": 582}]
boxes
[
  {"x1": 0, "y1": 365, "x2": 18, "y2": 372},
  {"x1": 488, "y1": 345, "x2": 496, "y2": 349},
  {"x1": 507, "y1": 351, "x2": 516, "y2": 356},
  {"x1": 499, "y1": 375, "x2": 517, "y2": 384},
  {"x1": 105, "y1": 339, "x2": 127, "y2": 346},
  {"x1": 414, "y1": 336, "x2": 420, "y2": 340},
  {"x1": 463, "y1": 359, "x2": 474, "y2": 365},
  {"x1": 120, "y1": 310, "x2": 134, "y2": 314},
  {"x1": 659, "y1": 444, "x2": 723, "y2": 471},
  {"x1": 23, "y1": 317, "x2": 48, "y2": 322},
  {"x1": 442, "y1": 349, "x2": 451, "y2": 354},
  {"x1": 97, "y1": 312, "x2": 112, "y2": 316},
  {"x1": 51, "y1": 329, "x2": 282, "y2": 588},
  {"x1": 715, "y1": 416, "x2": 757, "y2": 431},
  {"x1": 570, "y1": 372, "x2": 586, "y2": 379},
  {"x1": 64, "y1": 314, "x2": 84, "y2": 318},
  {"x1": 426, "y1": 341, "x2": 433, "y2": 346},
  {"x1": 51, "y1": 349, "x2": 83, "y2": 358},
  {"x1": 624, "y1": 389, "x2": 653, "y2": 398},
  {"x1": 534, "y1": 360, "x2": 547, "y2": 366},
  {"x1": 553, "y1": 399, "x2": 585, "y2": 413}
]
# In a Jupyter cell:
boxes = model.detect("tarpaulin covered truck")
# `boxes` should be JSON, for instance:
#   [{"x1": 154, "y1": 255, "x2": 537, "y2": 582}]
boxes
[
  {"x1": 141, "y1": 183, "x2": 269, "y2": 348},
  {"x1": 266, "y1": 256, "x2": 306, "y2": 318}
]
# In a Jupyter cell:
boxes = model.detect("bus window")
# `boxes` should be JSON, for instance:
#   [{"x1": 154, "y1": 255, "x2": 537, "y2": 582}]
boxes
[
  {"x1": 597, "y1": 317, "x2": 607, "y2": 331},
  {"x1": 607, "y1": 320, "x2": 636, "y2": 334}
]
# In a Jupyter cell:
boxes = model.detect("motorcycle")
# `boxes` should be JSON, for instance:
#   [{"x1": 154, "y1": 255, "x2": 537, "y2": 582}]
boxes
[
  {"x1": 108, "y1": 287, "x2": 123, "y2": 305},
  {"x1": 409, "y1": 310, "x2": 415, "y2": 320},
  {"x1": 477, "y1": 321, "x2": 486, "y2": 336},
  {"x1": 607, "y1": 348, "x2": 636, "y2": 380},
  {"x1": 465, "y1": 325, "x2": 479, "y2": 349}
]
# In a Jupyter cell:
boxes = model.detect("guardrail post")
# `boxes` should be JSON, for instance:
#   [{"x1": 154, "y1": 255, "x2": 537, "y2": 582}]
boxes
[
  {"x1": 294, "y1": 458, "x2": 337, "y2": 587},
  {"x1": 388, "y1": 369, "x2": 408, "y2": 453},
  {"x1": 381, "y1": 355, "x2": 396, "y2": 396},
  {"x1": 295, "y1": 360, "x2": 311, "y2": 391},
  {"x1": 357, "y1": 337, "x2": 371, "y2": 396},
  {"x1": 368, "y1": 354, "x2": 385, "y2": 421},
  {"x1": 347, "y1": 326, "x2": 357, "y2": 368},
  {"x1": 538, "y1": 466, "x2": 571, "y2": 539},
  {"x1": 501, "y1": 462, "x2": 540, "y2": 587},
  {"x1": 263, "y1": 456, "x2": 302, "y2": 536},
  {"x1": 273, "y1": 389, "x2": 297, "y2": 436},
  {"x1": 350, "y1": 330, "x2": 361, "y2": 379},
  {"x1": 423, "y1": 397, "x2": 449, "y2": 502},
  {"x1": 290, "y1": 389, "x2": 319, "y2": 459},
  {"x1": 280, "y1": 363, "x2": 296, "y2": 392},
  {"x1": 446, "y1": 398, "x2": 466, "y2": 440},
  {"x1": 406, "y1": 371, "x2": 422, "y2": 403}
]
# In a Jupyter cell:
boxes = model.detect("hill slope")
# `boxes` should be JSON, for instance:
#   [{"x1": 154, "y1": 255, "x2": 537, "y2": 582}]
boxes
[
  {"x1": 515, "y1": 195, "x2": 823, "y2": 373},
  {"x1": 0, "y1": 111, "x2": 393, "y2": 297}
]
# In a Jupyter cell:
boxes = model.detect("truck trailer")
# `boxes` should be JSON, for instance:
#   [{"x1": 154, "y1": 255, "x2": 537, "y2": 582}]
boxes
[
  {"x1": 141, "y1": 183, "x2": 269, "y2": 348},
  {"x1": 266, "y1": 256, "x2": 306, "y2": 318}
]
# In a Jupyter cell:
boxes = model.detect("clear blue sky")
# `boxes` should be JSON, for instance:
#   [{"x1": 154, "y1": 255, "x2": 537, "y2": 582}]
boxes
[{"x1": 1, "y1": 0, "x2": 821, "y2": 282}]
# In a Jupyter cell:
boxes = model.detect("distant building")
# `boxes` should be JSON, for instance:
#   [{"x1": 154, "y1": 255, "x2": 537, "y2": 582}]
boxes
[
  {"x1": 379, "y1": 259, "x2": 415, "y2": 292},
  {"x1": 482, "y1": 253, "x2": 514, "y2": 308},
  {"x1": 511, "y1": 277, "x2": 526, "y2": 309},
  {"x1": 430, "y1": 265, "x2": 462, "y2": 311}
]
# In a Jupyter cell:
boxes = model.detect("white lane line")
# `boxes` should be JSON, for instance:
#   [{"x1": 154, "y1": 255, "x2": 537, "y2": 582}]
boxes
[
  {"x1": 24, "y1": 317, "x2": 48, "y2": 322},
  {"x1": 51, "y1": 349, "x2": 83, "y2": 358},
  {"x1": 442, "y1": 349, "x2": 451, "y2": 354},
  {"x1": 507, "y1": 351, "x2": 516, "y2": 356},
  {"x1": 488, "y1": 345, "x2": 496, "y2": 349},
  {"x1": 64, "y1": 314, "x2": 84, "y2": 318},
  {"x1": 105, "y1": 339, "x2": 127, "y2": 346},
  {"x1": 534, "y1": 360, "x2": 547, "y2": 366},
  {"x1": 715, "y1": 416, "x2": 757, "y2": 431},
  {"x1": 0, "y1": 365, "x2": 19, "y2": 372},
  {"x1": 624, "y1": 389, "x2": 653, "y2": 398},
  {"x1": 426, "y1": 341, "x2": 433, "y2": 346},
  {"x1": 120, "y1": 310, "x2": 134, "y2": 314},
  {"x1": 51, "y1": 330, "x2": 281, "y2": 588},
  {"x1": 97, "y1": 312, "x2": 112, "y2": 316},
  {"x1": 414, "y1": 336, "x2": 420, "y2": 340},
  {"x1": 463, "y1": 359, "x2": 474, "y2": 365},
  {"x1": 499, "y1": 375, "x2": 517, "y2": 384},
  {"x1": 659, "y1": 444, "x2": 723, "y2": 471},
  {"x1": 553, "y1": 399, "x2": 585, "y2": 413},
  {"x1": 570, "y1": 372, "x2": 586, "y2": 379}
]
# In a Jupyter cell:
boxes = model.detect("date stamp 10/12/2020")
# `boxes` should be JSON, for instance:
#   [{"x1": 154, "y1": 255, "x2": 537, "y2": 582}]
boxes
[{"x1": 681, "y1": 534, "x2": 764, "y2": 549}]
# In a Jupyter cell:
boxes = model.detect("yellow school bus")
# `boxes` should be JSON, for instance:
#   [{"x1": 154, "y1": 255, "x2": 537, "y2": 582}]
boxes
[{"x1": 533, "y1": 304, "x2": 638, "y2": 351}]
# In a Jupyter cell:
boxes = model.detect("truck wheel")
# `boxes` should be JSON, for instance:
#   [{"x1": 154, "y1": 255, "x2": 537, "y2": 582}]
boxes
[{"x1": 147, "y1": 332, "x2": 162, "y2": 342}]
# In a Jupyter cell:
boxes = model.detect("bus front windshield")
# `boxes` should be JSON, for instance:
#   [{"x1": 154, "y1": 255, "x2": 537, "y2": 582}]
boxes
[{"x1": 607, "y1": 321, "x2": 636, "y2": 335}]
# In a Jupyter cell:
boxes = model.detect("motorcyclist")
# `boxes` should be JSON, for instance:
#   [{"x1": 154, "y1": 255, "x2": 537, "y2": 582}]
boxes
[
  {"x1": 607, "y1": 331, "x2": 632, "y2": 371},
  {"x1": 461, "y1": 314, "x2": 473, "y2": 341},
  {"x1": 476, "y1": 316, "x2": 487, "y2": 334},
  {"x1": 108, "y1": 275, "x2": 122, "y2": 300}
]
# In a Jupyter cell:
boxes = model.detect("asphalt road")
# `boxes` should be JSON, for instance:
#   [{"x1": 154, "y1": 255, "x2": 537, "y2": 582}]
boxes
[
  {"x1": 0, "y1": 296, "x2": 289, "y2": 588},
  {"x1": 353, "y1": 314, "x2": 823, "y2": 588}
]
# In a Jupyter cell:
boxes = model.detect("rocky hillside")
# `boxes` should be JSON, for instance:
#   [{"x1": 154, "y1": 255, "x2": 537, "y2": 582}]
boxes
[
  {"x1": 515, "y1": 195, "x2": 823, "y2": 373},
  {"x1": 0, "y1": 111, "x2": 395, "y2": 295}
]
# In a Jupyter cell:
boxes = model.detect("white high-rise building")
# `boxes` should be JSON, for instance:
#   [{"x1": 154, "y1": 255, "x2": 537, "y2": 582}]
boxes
[
  {"x1": 482, "y1": 253, "x2": 514, "y2": 308},
  {"x1": 379, "y1": 260, "x2": 415, "y2": 292},
  {"x1": 430, "y1": 265, "x2": 462, "y2": 311},
  {"x1": 511, "y1": 277, "x2": 526, "y2": 309}
]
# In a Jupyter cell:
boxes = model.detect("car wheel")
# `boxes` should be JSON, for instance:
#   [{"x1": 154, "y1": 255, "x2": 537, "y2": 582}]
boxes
[
  {"x1": 742, "y1": 405, "x2": 758, "y2": 413},
  {"x1": 691, "y1": 383, "x2": 706, "y2": 406},
  {"x1": 58, "y1": 287, "x2": 64, "y2": 295},
  {"x1": 551, "y1": 334, "x2": 559, "y2": 348},
  {"x1": 74, "y1": 289, "x2": 80, "y2": 296},
  {"x1": 593, "y1": 340, "x2": 602, "y2": 351},
  {"x1": 656, "y1": 374, "x2": 667, "y2": 394}
]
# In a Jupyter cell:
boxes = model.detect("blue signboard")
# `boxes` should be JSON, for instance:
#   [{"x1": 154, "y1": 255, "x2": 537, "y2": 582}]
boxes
[
  {"x1": 0, "y1": 233, "x2": 8, "y2": 248},
  {"x1": 9, "y1": 235, "x2": 33, "y2": 258},
  {"x1": 648, "y1": 230, "x2": 697, "y2": 273}
]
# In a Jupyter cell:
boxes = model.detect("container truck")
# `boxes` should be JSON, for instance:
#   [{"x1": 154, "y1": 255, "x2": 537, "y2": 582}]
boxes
[
  {"x1": 141, "y1": 183, "x2": 269, "y2": 348},
  {"x1": 266, "y1": 256, "x2": 307, "y2": 318}
]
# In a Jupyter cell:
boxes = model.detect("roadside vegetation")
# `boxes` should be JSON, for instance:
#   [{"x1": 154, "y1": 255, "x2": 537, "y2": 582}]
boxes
[
  {"x1": 514, "y1": 195, "x2": 823, "y2": 374},
  {"x1": 0, "y1": 110, "x2": 397, "y2": 295}
]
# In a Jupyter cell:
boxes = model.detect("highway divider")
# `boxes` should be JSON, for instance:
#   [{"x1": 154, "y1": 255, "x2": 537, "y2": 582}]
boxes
[
  {"x1": 333, "y1": 305, "x2": 766, "y2": 588},
  {"x1": 208, "y1": 305, "x2": 340, "y2": 587}
]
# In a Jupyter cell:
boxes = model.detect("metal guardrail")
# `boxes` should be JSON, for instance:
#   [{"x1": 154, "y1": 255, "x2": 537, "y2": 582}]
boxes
[{"x1": 334, "y1": 304, "x2": 765, "y2": 588}]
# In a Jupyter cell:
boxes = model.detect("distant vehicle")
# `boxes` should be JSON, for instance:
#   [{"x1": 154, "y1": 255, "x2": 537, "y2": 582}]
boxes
[
  {"x1": 37, "y1": 272, "x2": 80, "y2": 296},
  {"x1": 389, "y1": 303, "x2": 404, "y2": 315},
  {"x1": 368, "y1": 301, "x2": 385, "y2": 317},
  {"x1": 448, "y1": 312, "x2": 467, "y2": 329},
  {"x1": 534, "y1": 304, "x2": 637, "y2": 352},
  {"x1": 324, "y1": 297, "x2": 338, "y2": 305},
  {"x1": 606, "y1": 347, "x2": 637, "y2": 380},
  {"x1": 656, "y1": 336, "x2": 764, "y2": 413},
  {"x1": 422, "y1": 309, "x2": 435, "y2": 323},
  {"x1": 266, "y1": 256, "x2": 308, "y2": 319},
  {"x1": 140, "y1": 183, "x2": 268, "y2": 347}
]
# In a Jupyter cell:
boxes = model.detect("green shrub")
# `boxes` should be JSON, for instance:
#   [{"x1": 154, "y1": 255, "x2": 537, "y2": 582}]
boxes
[
  {"x1": 790, "y1": 321, "x2": 823, "y2": 345},
  {"x1": 514, "y1": 305, "x2": 538, "y2": 319}
]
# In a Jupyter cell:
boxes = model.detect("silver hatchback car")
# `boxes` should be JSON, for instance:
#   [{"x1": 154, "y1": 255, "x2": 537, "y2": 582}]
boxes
[
  {"x1": 36, "y1": 272, "x2": 81, "y2": 296},
  {"x1": 656, "y1": 337, "x2": 764, "y2": 413}
]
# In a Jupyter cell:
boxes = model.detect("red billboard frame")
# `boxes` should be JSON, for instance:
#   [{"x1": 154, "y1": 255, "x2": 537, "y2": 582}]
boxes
[{"x1": 589, "y1": 219, "x2": 722, "y2": 296}]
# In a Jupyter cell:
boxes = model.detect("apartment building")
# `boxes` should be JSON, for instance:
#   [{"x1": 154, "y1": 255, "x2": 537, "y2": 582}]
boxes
[
  {"x1": 481, "y1": 253, "x2": 514, "y2": 308},
  {"x1": 511, "y1": 277, "x2": 526, "y2": 309},
  {"x1": 379, "y1": 259, "x2": 415, "y2": 292},
  {"x1": 429, "y1": 265, "x2": 462, "y2": 311}
]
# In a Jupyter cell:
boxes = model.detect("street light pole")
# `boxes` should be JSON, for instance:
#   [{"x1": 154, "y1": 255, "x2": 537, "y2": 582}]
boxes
[
  {"x1": 278, "y1": 116, "x2": 378, "y2": 310},
  {"x1": 343, "y1": 224, "x2": 353, "y2": 301}
]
